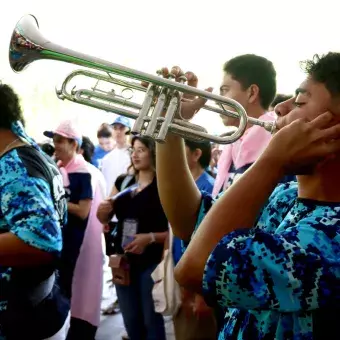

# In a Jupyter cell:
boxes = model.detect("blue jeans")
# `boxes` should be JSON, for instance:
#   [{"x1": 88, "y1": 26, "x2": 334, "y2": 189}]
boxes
[{"x1": 115, "y1": 264, "x2": 166, "y2": 340}]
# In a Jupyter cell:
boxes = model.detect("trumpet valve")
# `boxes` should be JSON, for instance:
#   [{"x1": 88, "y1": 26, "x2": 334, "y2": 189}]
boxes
[
  {"x1": 55, "y1": 87, "x2": 65, "y2": 100},
  {"x1": 177, "y1": 75, "x2": 187, "y2": 84}
]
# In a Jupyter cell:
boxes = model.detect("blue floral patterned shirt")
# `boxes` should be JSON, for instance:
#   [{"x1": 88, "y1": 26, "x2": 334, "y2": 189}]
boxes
[
  {"x1": 0, "y1": 147, "x2": 64, "y2": 314},
  {"x1": 183, "y1": 181, "x2": 340, "y2": 339}
]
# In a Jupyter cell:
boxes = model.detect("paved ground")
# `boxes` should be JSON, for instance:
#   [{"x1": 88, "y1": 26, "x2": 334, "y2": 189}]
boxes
[
  {"x1": 96, "y1": 265, "x2": 175, "y2": 340},
  {"x1": 96, "y1": 313, "x2": 175, "y2": 340},
  {"x1": 96, "y1": 313, "x2": 126, "y2": 340}
]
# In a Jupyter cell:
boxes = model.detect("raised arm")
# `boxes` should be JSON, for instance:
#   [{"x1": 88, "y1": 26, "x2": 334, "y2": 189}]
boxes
[
  {"x1": 156, "y1": 133, "x2": 201, "y2": 241},
  {"x1": 156, "y1": 67, "x2": 210, "y2": 241},
  {"x1": 175, "y1": 112, "x2": 340, "y2": 291}
]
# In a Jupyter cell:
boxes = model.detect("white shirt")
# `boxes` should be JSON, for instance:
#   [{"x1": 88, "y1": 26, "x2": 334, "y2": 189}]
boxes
[
  {"x1": 101, "y1": 146, "x2": 131, "y2": 196},
  {"x1": 86, "y1": 162, "x2": 107, "y2": 200}
]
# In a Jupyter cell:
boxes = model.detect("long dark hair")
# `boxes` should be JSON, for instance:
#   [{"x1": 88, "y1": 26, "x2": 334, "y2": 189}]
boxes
[
  {"x1": 0, "y1": 84, "x2": 25, "y2": 129},
  {"x1": 81, "y1": 136, "x2": 95, "y2": 163}
]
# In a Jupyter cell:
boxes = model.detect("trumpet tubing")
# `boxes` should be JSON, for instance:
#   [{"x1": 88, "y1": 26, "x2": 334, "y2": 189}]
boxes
[{"x1": 9, "y1": 14, "x2": 276, "y2": 144}]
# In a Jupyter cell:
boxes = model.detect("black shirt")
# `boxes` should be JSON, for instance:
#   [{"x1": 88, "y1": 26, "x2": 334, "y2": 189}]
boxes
[
  {"x1": 115, "y1": 174, "x2": 136, "y2": 192},
  {"x1": 114, "y1": 175, "x2": 168, "y2": 269}
]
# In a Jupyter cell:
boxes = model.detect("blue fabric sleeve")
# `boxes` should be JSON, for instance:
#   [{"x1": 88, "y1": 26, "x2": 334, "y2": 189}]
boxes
[
  {"x1": 1, "y1": 176, "x2": 62, "y2": 253},
  {"x1": 78, "y1": 172, "x2": 93, "y2": 201},
  {"x1": 202, "y1": 216, "x2": 340, "y2": 312}
]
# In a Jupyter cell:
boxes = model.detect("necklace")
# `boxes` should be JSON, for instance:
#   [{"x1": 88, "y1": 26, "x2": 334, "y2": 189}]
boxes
[{"x1": 0, "y1": 138, "x2": 20, "y2": 157}]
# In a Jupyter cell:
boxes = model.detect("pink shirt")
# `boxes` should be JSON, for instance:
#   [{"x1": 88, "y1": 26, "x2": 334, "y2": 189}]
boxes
[{"x1": 212, "y1": 112, "x2": 276, "y2": 197}]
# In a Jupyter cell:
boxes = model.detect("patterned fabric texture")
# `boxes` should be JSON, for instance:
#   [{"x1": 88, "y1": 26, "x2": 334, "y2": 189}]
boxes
[
  {"x1": 0, "y1": 148, "x2": 63, "y2": 312},
  {"x1": 181, "y1": 182, "x2": 340, "y2": 339}
]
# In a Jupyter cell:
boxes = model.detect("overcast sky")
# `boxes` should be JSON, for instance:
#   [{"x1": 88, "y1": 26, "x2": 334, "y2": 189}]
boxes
[{"x1": 0, "y1": 0, "x2": 338, "y2": 140}]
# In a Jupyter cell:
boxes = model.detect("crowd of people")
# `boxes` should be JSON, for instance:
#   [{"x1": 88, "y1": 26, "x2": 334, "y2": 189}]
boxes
[{"x1": 0, "y1": 51, "x2": 339, "y2": 340}]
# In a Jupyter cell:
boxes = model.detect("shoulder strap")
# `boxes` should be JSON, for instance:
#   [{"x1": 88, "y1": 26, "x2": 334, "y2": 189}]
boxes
[
  {"x1": 30, "y1": 148, "x2": 67, "y2": 228},
  {"x1": 162, "y1": 226, "x2": 173, "y2": 252},
  {"x1": 6, "y1": 146, "x2": 66, "y2": 228},
  {"x1": 120, "y1": 174, "x2": 134, "y2": 191},
  {"x1": 168, "y1": 227, "x2": 174, "y2": 253}
]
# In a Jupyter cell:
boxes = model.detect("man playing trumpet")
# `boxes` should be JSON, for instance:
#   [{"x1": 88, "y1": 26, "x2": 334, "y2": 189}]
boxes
[
  {"x1": 157, "y1": 52, "x2": 340, "y2": 339},
  {"x1": 156, "y1": 54, "x2": 282, "y2": 335}
]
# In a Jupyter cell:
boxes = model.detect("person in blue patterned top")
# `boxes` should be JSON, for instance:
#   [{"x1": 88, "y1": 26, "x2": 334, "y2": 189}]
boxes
[
  {"x1": 0, "y1": 84, "x2": 69, "y2": 339},
  {"x1": 157, "y1": 53, "x2": 340, "y2": 339}
]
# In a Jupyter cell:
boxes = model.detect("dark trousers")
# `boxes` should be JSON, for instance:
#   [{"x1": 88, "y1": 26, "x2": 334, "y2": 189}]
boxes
[{"x1": 115, "y1": 264, "x2": 166, "y2": 340}]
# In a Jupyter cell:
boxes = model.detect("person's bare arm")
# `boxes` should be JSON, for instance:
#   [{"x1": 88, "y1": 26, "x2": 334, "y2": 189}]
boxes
[
  {"x1": 109, "y1": 185, "x2": 119, "y2": 198},
  {"x1": 124, "y1": 231, "x2": 169, "y2": 254},
  {"x1": 156, "y1": 67, "x2": 210, "y2": 241},
  {"x1": 0, "y1": 232, "x2": 53, "y2": 266},
  {"x1": 175, "y1": 112, "x2": 340, "y2": 292},
  {"x1": 68, "y1": 199, "x2": 92, "y2": 220},
  {"x1": 156, "y1": 133, "x2": 201, "y2": 241},
  {"x1": 175, "y1": 156, "x2": 282, "y2": 292}
]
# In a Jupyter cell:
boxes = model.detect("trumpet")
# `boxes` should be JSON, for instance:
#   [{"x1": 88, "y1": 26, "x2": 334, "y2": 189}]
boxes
[{"x1": 9, "y1": 14, "x2": 276, "y2": 144}]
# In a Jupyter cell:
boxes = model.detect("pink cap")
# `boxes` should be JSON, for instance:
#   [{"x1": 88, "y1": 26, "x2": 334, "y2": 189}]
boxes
[{"x1": 43, "y1": 120, "x2": 82, "y2": 146}]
